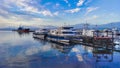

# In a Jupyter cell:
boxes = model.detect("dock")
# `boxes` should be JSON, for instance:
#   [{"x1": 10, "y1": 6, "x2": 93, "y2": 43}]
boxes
[{"x1": 32, "y1": 26, "x2": 120, "y2": 52}]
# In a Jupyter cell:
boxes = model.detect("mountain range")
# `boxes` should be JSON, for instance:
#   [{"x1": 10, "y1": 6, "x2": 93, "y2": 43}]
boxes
[
  {"x1": 73, "y1": 22, "x2": 120, "y2": 29},
  {"x1": 0, "y1": 22, "x2": 120, "y2": 31},
  {"x1": 0, "y1": 25, "x2": 56, "y2": 31}
]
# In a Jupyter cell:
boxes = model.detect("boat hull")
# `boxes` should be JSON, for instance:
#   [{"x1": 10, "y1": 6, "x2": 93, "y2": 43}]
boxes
[
  {"x1": 47, "y1": 34, "x2": 70, "y2": 45},
  {"x1": 33, "y1": 33, "x2": 47, "y2": 39}
]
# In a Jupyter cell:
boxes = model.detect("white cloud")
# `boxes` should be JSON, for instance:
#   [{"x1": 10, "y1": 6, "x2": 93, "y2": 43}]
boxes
[
  {"x1": 85, "y1": 7, "x2": 99, "y2": 15},
  {"x1": 3, "y1": 0, "x2": 39, "y2": 13},
  {"x1": 64, "y1": 0, "x2": 69, "y2": 3},
  {"x1": 0, "y1": 14, "x2": 45, "y2": 28},
  {"x1": 39, "y1": 10, "x2": 53, "y2": 16},
  {"x1": 3, "y1": 0, "x2": 31, "y2": 8},
  {"x1": 77, "y1": 0, "x2": 84, "y2": 7},
  {"x1": 20, "y1": 6, "x2": 39, "y2": 13},
  {"x1": 93, "y1": 15, "x2": 98, "y2": 19},
  {"x1": 65, "y1": 8, "x2": 81, "y2": 13},
  {"x1": 0, "y1": 9, "x2": 8, "y2": 14},
  {"x1": 85, "y1": 15, "x2": 99, "y2": 21},
  {"x1": 53, "y1": 11, "x2": 59, "y2": 16},
  {"x1": 55, "y1": 3, "x2": 60, "y2": 7},
  {"x1": 64, "y1": 0, "x2": 71, "y2": 7},
  {"x1": 2, "y1": 0, "x2": 54, "y2": 16},
  {"x1": 85, "y1": 0, "x2": 93, "y2": 5}
]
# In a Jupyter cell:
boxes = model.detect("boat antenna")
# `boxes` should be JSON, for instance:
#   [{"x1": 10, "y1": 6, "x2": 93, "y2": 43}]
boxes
[
  {"x1": 95, "y1": 24, "x2": 98, "y2": 30},
  {"x1": 64, "y1": 22, "x2": 66, "y2": 26},
  {"x1": 84, "y1": 20, "x2": 89, "y2": 30}
]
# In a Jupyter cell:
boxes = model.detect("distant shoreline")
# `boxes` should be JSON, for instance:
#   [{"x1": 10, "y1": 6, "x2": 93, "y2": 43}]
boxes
[{"x1": 0, "y1": 29, "x2": 12, "y2": 31}]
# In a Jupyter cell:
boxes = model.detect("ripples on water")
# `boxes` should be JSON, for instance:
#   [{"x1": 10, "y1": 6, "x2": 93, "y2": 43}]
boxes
[{"x1": 0, "y1": 31, "x2": 120, "y2": 68}]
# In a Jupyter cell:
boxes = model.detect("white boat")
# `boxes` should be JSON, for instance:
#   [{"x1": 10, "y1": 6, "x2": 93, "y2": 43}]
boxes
[
  {"x1": 112, "y1": 28, "x2": 120, "y2": 36},
  {"x1": 33, "y1": 29, "x2": 49, "y2": 39},
  {"x1": 47, "y1": 26, "x2": 82, "y2": 44}
]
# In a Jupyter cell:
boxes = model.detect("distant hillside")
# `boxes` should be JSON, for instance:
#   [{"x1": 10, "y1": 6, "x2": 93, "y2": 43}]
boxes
[
  {"x1": 0, "y1": 25, "x2": 56, "y2": 31},
  {"x1": 0, "y1": 27, "x2": 14, "y2": 31},
  {"x1": 73, "y1": 22, "x2": 120, "y2": 29},
  {"x1": 0, "y1": 22, "x2": 120, "y2": 31},
  {"x1": 98, "y1": 22, "x2": 120, "y2": 28}
]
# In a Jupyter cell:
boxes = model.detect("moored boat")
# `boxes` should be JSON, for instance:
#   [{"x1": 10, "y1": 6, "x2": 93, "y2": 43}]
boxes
[
  {"x1": 13, "y1": 26, "x2": 34, "y2": 32},
  {"x1": 47, "y1": 26, "x2": 82, "y2": 44},
  {"x1": 33, "y1": 29, "x2": 49, "y2": 39}
]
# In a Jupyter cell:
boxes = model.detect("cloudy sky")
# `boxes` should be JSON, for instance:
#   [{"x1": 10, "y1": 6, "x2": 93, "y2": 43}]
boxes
[{"x1": 0, "y1": 0, "x2": 120, "y2": 28}]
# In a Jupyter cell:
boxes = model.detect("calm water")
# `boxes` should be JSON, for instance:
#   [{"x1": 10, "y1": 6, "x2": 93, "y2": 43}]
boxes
[{"x1": 0, "y1": 31, "x2": 120, "y2": 68}]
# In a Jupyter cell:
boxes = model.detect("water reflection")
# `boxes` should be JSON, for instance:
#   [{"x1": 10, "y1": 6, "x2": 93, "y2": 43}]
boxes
[
  {"x1": 93, "y1": 47, "x2": 113, "y2": 62},
  {"x1": 51, "y1": 43, "x2": 74, "y2": 54},
  {"x1": 34, "y1": 37, "x2": 74, "y2": 54},
  {"x1": 114, "y1": 35, "x2": 120, "y2": 51},
  {"x1": 33, "y1": 38, "x2": 47, "y2": 45},
  {"x1": 17, "y1": 31, "x2": 30, "y2": 37},
  {"x1": 0, "y1": 31, "x2": 120, "y2": 68}
]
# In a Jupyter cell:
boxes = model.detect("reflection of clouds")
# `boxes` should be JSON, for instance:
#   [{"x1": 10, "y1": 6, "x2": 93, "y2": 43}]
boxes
[
  {"x1": 25, "y1": 44, "x2": 51, "y2": 55},
  {"x1": 71, "y1": 47, "x2": 83, "y2": 62},
  {"x1": 87, "y1": 47, "x2": 93, "y2": 53},
  {"x1": 71, "y1": 46, "x2": 94, "y2": 62},
  {"x1": 0, "y1": 31, "x2": 102, "y2": 68},
  {"x1": 71, "y1": 48, "x2": 80, "y2": 53},
  {"x1": 83, "y1": 46, "x2": 93, "y2": 53},
  {"x1": 1, "y1": 56, "x2": 30, "y2": 68},
  {"x1": 51, "y1": 43, "x2": 73, "y2": 54},
  {"x1": 76, "y1": 54, "x2": 83, "y2": 62},
  {"x1": 0, "y1": 31, "x2": 33, "y2": 47}
]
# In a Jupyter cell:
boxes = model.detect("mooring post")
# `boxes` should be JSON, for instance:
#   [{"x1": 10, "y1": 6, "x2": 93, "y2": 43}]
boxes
[{"x1": 112, "y1": 31, "x2": 114, "y2": 43}]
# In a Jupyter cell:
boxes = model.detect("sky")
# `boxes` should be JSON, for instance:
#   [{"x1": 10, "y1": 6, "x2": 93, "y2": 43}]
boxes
[{"x1": 0, "y1": 0, "x2": 120, "y2": 28}]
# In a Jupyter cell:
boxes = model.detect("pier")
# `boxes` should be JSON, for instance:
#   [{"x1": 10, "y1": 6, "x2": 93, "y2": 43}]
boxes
[
  {"x1": 70, "y1": 30, "x2": 115, "y2": 49},
  {"x1": 32, "y1": 26, "x2": 120, "y2": 52}
]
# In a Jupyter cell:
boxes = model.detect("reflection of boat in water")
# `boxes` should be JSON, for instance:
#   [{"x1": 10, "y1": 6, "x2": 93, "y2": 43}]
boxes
[
  {"x1": 33, "y1": 37, "x2": 47, "y2": 45},
  {"x1": 33, "y1": 36, "x2": 74, "y2": 54},
  {"x1": 92, "y1": 47, "x2": 113, "y2": 62},
  {"x1": 33, "y1": 29, "x2": 49, "y2": 39},
  {"x1": 51, "y1": 43, "x2": 74, "y2": 54},
  {"x1": 47, "y1": 26, "x2": 82, "y2": 45},
  {"x1": 17, "y1": 31, "x2": 30, "y2": 36},
  {"x1": 92, "y1": 30, "x2": 114, "y2": 48}
]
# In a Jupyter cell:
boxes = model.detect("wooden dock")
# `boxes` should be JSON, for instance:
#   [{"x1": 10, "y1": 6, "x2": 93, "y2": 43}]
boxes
[{"x1": 32, "y1": 29, "x2": 120, "y2": 52}]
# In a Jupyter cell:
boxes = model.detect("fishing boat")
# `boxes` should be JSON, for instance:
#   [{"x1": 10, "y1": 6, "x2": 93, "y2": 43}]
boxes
[
  {"x1": 33, "y1": 29, "x2": 49, "y2": 39},
  {"x1": 47, "y1": 26, "x2": 82, "y2": 44},
  {"x1": 13, "y1": 26, "x2": 33, "y2": 32},
  {"x1": 17, "y1": 27, "x2": 30, "y2": 32}
]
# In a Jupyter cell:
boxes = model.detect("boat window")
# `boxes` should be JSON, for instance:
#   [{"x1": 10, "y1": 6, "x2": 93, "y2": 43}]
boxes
[
  {"x1": 62, "y1": 32, "x2": 74, "y2": 34},
  {"x1": 42, "y1": 29, "x2": 47, "y2": 31},
  {"x1": 56, "y1": 32, "x2": 58, "y2": 34},
  {"x1": 62, "y1": 27, "x2": 73, "y2": 29},
  {"x1": 52, "y1": 31, "x2": 54, "y2": 33},
  {"x1": 75, "y1": 32, "x2": 79, "y2": 34}
]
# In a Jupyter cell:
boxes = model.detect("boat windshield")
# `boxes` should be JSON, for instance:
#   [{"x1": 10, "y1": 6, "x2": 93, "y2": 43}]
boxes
[
  {"x1": 62, "y1": 32, "x2": 74, "y2": 34},
  {"x1": 62, "y1": 27, "x2": 73, "y2": 29}
]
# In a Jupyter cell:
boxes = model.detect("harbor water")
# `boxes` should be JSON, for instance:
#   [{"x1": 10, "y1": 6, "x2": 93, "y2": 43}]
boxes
[{"x1": 0, "y1": 31, "x2": 120, "y2": 68}]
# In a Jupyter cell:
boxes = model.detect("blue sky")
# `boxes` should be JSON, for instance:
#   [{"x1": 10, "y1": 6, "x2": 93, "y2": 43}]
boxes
[{"x1": 0, "y1": 0, "x2": 120, "y2": 27}]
